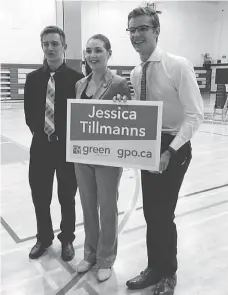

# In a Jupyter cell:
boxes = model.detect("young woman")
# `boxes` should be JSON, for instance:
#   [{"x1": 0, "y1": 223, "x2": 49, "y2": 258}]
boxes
[{"x1": 74, "y1": 34, "x2": 131, "y2": 282}]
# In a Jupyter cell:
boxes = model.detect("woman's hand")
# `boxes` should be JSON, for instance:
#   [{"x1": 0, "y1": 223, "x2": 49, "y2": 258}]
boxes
[{"x1": 113, "y1": 94, "x2": 128, "y2": 103}]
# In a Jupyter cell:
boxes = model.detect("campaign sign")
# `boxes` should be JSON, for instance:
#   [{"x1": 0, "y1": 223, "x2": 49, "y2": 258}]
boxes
[{"x1": 66, "y1": 100, "x2": 163, "y2": 171}]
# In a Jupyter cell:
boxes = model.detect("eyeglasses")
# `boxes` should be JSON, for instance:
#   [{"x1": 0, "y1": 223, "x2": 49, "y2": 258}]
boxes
[{"x1": 126, "y1": 25, "x2": 155, "y2": 35}]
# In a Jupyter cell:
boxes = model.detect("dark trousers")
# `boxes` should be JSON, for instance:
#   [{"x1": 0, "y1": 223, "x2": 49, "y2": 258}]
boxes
[
  {"x1": 29, "y1": 134, "x2": 77, "y2": 245},
  {"x1": 141, "y1": 134, "x2": 192, "y2": 277}
]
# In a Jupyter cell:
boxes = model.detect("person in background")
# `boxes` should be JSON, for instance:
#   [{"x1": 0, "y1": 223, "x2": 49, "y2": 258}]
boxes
[
  {"x1": 24, "y1": 26, "x2": 83, "y2": 261},
  {"x1": 74, "y1": 34, "x2": 131, "y2": 282},
  {"x1": 124, "y1": 6, "x2": 203, "y2": 295}
]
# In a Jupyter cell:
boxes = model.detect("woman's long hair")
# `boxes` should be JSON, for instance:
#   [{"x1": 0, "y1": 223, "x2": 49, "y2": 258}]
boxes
[{"x1": 85, "y1": 59, "x2": 92, "y2": 76}]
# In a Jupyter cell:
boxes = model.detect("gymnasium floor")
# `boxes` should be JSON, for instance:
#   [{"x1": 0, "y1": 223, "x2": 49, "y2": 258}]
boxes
[{"x1": 1, "y1": 95, "x2": 228, "y2": 295}]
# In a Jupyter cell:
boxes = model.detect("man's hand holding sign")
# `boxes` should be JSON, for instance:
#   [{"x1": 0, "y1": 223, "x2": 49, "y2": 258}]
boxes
[{"x1": 112, "y1": 93, "x2": 165, "y2": 173}]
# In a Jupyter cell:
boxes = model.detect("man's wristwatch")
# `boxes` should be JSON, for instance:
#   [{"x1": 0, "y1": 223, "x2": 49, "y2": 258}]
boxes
[{"x1": 167, "y1": 146, "x2": 177, "y2": 155}]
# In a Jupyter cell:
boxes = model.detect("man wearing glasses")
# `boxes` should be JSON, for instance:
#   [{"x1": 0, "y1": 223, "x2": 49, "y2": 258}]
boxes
[{"x1": 125, "y1": 6, "x2": 203, "y2": 295}]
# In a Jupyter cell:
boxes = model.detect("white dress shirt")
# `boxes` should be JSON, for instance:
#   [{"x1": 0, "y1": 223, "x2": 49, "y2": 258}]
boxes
[{"x1": 130, "y1": 46, "x2": 204, "y2": 151}]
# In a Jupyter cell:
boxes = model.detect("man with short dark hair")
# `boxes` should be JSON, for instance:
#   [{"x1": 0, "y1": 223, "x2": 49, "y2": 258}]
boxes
[
  {"x1": 125, "y1": 6, "x2": 203, "y2": 294},
  {"x1": 24, "y1": 26, "x2": 83, "y2": 261}
]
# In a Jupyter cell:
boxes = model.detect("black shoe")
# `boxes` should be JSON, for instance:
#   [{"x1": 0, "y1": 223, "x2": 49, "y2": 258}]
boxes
[
  {"x1": 152, "y1": 274, "x2": 177, "y2": 295},
  {"x1": 126, "y1": 267, "x2": 160, "y2": 290},
  {"x1": 61, "y1": 242, "x2": 75, "y2": 261},
  {"x1": 29, "y1": 242, "x2": 51, "y2": 259}
]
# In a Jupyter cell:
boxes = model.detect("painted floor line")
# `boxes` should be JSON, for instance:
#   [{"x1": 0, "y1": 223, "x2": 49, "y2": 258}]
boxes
[
  {"x1": 120, "y1": 210, "x2": 228, "y2": 251},
  {"x1": 1, "y1": 183, "x2": 228, "y2": 244}
]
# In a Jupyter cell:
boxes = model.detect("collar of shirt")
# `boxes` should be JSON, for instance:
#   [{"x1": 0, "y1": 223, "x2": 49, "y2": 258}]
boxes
[
  {"x1": 85, "y1": 68, "x2": 113, "y2": 88},
  {"x1": 143, "y1": 46, "x2": 163, "y2": 64},
  {"x1": 42, "y1": 61, "x2": 66, "y2": 75}
]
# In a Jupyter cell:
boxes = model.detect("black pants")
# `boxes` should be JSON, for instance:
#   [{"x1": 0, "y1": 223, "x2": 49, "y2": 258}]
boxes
[
  {"x1": 29, "y1": 134, "x2": 77, "y2": 245},
  {"x1": 141, "y1": 133, "x2": 192, "y2": 277}
]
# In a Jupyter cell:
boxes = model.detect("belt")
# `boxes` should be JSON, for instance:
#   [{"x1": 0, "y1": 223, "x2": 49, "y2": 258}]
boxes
[{"x1": 47, "y1": 134, "x2": 59, "y2": 142}]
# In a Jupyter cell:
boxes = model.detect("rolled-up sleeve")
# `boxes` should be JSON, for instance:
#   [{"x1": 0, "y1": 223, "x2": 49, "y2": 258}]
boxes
[{"x1": 170, "y1": 59, "x2": 204, "y2": 151}]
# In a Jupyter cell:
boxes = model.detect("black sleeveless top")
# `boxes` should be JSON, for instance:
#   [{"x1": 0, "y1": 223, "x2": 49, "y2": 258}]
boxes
[
  {"x1": 81, "y1": 90, "x2": 93, "y2": 99},
  {"x1": 81, "y1": 83, "x2": 93, "y2": 99}
]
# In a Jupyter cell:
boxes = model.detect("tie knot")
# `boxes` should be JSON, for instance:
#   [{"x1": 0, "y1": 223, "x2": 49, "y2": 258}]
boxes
[{"x1": 50, "y1": 73, "x2": 55, "y2": 81}]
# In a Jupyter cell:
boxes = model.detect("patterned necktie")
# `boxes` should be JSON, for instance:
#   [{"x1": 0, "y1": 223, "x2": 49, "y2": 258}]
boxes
[
  {"x1": 44, "y1": 73, "x2": 55, "y2": 137},
  {"x1": 140, "y1": 61, "x2": 150, "y2": 101}
]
